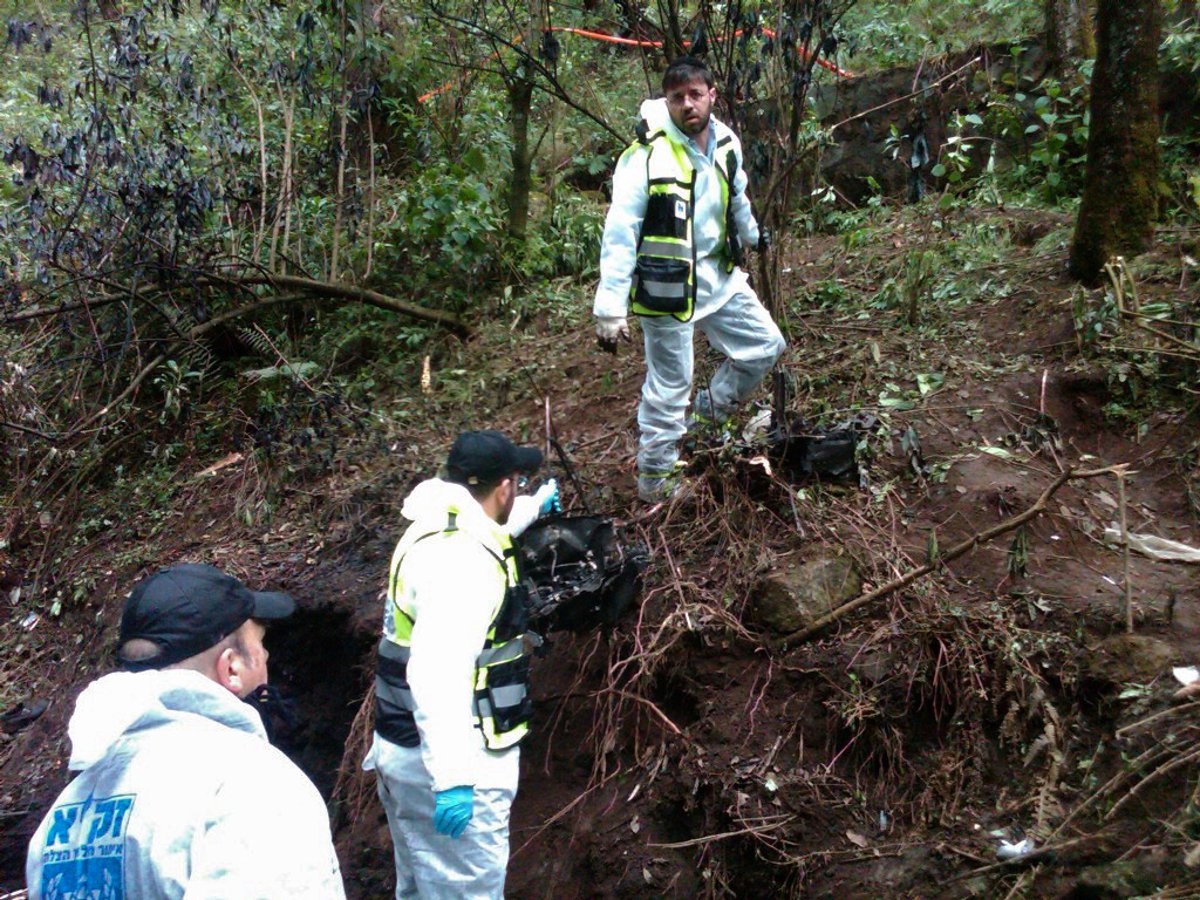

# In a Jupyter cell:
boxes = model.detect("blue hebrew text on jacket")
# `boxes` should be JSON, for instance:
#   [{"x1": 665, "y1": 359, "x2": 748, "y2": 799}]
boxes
[{"x1": 39, "y1": 793, "x2": 135, "y2": 900}]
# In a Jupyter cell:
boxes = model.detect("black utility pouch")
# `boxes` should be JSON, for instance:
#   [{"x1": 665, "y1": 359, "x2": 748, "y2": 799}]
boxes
[
  {"x1": 644, "y1": 193, "x2": 687, "y2": 238},
  {"x1": 633, "y1": 256, "x2": 690, "y2": 314},
  {"x1": 486, "y1": 656, "x2": 532, "y2": 732}
]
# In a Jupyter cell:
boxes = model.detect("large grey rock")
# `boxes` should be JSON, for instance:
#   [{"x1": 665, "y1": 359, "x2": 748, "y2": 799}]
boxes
[{"x1": 752, "y1": 552, "x2": 861, "y2": 633}]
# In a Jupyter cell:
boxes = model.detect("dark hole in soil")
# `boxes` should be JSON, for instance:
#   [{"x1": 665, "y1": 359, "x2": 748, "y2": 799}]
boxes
[
  {"x1": 648, "y1": 672, "x2": 702, "y2": 731},
  {"x1": 265, "y1": 605, "x2": 375, "y2": 797}
]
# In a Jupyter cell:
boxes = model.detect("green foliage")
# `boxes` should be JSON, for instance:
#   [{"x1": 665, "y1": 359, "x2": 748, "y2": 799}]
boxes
[
  {"x1": 911, "y1": 111, "x2": 983, "y2": 191},
  {"x1": 394, "y1": 150, "x2": 503, "y2": 283},
  {"x1": 153, "y1": 361, "x2": 204, "y2": 423},
  {"x1": 840, "y1": 0, "x2": 1041, "y2": 71},
  {"x1": 923, "y1": 58, "x2": 1092, "y2": 206},
  {"x1": 1159, "y1": 11, "x2": 1200, "y2": 223},
  {"x1": 1071, "y1": 284, "x2": 1117, "y2": 353},
  {"x1": 522, "y1": 192, "x2": 604, "y2": 279},
  {"x1": 1162, "y1": 5, "x2": 1200, "y2": 76},
  {"x1": 1007, "y1": 74, "x2": 1091, "y2": 200}
]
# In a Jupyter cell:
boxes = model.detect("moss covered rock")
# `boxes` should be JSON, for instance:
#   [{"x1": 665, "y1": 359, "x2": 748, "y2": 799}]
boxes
[{"x1": 752, "y1": 552, "x2": 861, "y2": 633}]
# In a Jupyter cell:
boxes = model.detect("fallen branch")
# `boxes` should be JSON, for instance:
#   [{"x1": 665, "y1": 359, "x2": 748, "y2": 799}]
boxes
[
  {"x1": 780, "y1": 465, "x2": 1126, "y2": 645},
  {"x1": 5, "y1": 273, "x2": 470, "y2": 336},
  {"x1": 1114, "y1": 699, "x2": 1200, "y2": 739},
  {"x1": 231, "y1": 273, "x2": 470, "y2": 335},
  {"x1": 2, "y1": 292, "x2": 125, "y2": 324},
  {"x1": 828, "y1": 54, "x2": 983, "y2": 136},
  {"x1": 27, "y1": 290, "x2": 404, "y2": 441},
  {"x1": 1103, "y1": 741, "x2": 1200, "y2": 822},
  {"x1": 1049, "y1": 742, "x2": 1173, "y2": 840}
]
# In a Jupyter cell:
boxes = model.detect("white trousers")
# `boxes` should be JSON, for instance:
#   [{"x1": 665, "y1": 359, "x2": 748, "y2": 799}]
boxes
[
  {"x1": 637, "y1": 287, "x2": 785, "y2": 474},
  {"x1": 368, "y1": 736, "x2": 517, "y2": 899}
]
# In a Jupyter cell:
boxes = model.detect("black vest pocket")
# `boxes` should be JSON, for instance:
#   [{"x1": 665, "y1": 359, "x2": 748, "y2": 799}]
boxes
[
  {"x1": 644, "y1": 192, "x2": 687, "y2": 239},
  {"x1": 633, "y1": 256, "x2": 690, "y2": 314},
  {"x1": 486, "y1": 655, "x2": 532, "y2": 733}
]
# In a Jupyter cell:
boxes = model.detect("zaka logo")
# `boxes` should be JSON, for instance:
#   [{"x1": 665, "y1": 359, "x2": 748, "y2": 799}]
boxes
[{"x1": 39, "y1": 794, "x2": 135, "y2": 900}]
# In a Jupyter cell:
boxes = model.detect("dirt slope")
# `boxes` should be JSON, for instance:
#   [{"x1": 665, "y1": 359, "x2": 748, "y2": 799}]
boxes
[{"x1": 3, "y1": 204, "x2": 1199, "y2": 898}]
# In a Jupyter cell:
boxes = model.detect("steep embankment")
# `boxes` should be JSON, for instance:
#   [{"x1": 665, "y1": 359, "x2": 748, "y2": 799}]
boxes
[{"x1": 3, "y1": 202, "x2": 1199, "y2": 897}]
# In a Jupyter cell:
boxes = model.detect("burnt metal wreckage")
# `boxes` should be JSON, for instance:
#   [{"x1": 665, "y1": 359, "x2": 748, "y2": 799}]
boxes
[
  {"x1": 738, "y1": 370, "x2": 872, "y2": 484},
  {"x1": 517, "y1": 515, "x2": 647, "y2": 634}
]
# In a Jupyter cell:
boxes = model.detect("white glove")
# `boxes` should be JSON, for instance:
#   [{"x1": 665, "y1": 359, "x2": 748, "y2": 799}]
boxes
[{"x1": 595, "y1": 316, "x2": 630, "y2": 354}]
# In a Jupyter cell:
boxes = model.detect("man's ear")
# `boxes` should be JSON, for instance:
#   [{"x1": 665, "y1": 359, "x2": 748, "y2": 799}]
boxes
[
  {"x1": 214, "y1": 646, "x2": 243, "y2": 696},
  {"x1": 500, "y1": 475, "x2": 516, "y2": 502}
]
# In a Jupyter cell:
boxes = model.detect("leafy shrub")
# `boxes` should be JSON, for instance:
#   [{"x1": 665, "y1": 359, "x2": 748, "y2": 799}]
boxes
[
  {"x1": 523, "y1": 192, "x2": 604, "y2": 279},
  {"x1": 839, "y1": 0, "x2": 1041, "y2": 70},
  {"x1": 371, "y1": 147, "x2": 505, "y2": 306}
]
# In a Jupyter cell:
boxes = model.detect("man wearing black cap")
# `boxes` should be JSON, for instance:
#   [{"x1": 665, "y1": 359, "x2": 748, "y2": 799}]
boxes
[
  {"x1": 25, "y1": 563, "x2": 345, "y2": 899},
  {"x1": 365, "y1": 430, "x2": 558, "y2": 899}
]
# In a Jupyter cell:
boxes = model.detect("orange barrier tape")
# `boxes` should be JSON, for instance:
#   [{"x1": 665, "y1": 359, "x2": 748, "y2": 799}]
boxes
[
  {"x1": 554, "y1": 26, "x2": 660, "y2": 47},
  {"x1": 417, "y1": 24, "x2": 852, "y2": 103}
]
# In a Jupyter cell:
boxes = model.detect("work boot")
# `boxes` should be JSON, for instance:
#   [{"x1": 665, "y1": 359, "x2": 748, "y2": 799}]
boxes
[{"x1": 637, "y1": 464, "x2": 691, "y2": 504}]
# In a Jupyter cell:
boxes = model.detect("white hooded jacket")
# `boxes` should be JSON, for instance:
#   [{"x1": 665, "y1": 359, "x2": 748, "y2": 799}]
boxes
[
  {"x1": 25, "y1": 669, "x2": 345, "y2": 900},
  {"x1": 594, "y1": 97, "x2": 760, "y2": 322},
  {"x1": 365, "y1": 479, "x2": 543, "y2": 792}
]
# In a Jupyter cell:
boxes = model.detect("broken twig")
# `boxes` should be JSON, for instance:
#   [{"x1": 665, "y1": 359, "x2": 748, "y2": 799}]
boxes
[{"x1": 1115, "y1": 467, "x2": 1134, "y2": 633}]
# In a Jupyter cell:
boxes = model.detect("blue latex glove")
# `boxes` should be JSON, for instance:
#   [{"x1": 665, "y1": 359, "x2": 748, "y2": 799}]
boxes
[
  {"x1": 432, "y1": 786, "x2": 474, "y2": 838},
  {"x1": 534, "y1": 478, "x2": 560, "y2": 516}
]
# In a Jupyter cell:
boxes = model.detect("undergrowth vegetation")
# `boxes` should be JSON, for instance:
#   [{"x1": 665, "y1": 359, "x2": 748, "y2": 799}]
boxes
[{"x1": 3, "y1": 0, "x2": 1200, "y2": 895}]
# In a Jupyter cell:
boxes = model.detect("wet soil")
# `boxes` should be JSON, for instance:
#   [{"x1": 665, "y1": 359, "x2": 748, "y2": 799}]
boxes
[{"x1": 2, "y1": 205, "x2": 1199, "y2": 898}]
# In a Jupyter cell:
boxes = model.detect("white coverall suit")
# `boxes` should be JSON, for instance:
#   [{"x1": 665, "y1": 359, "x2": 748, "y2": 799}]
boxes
[
  {"x1": 25, "y1": 669, "x2": 345, "y2": 899},
  {"x1": 364, "y1": 478, "x2": 544, "y2": 899},
  {"x1": 594, "y1": 97, "x2": 786, "y2": 481}
]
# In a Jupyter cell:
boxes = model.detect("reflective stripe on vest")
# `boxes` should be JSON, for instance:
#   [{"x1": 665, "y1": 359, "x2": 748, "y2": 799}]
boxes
[
  {"x1": 628, "y1": 131, "x2": 738, "y2": 322},
  {"x1": 376, "y1": 508, "x2": 531, "y2": 751}
]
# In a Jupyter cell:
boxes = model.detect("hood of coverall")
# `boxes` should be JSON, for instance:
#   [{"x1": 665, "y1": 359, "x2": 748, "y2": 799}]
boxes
[
  {"x1": 400, "y1": 477, "x2": 499, "y2": 532},
  {"x1": 66, "y1": 668, "x2": 267, "y2": 771},
  {"x1": 639, "y1": 96, "x2": 730, "y2": 148}
]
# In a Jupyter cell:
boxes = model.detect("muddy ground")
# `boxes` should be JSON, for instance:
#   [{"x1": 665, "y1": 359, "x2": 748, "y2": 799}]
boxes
[{"x1": 2, "y1": 204, "x2": 1199, "y2": 898}]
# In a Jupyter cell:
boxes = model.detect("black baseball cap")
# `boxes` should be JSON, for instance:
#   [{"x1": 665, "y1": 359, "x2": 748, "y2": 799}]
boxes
[
  {"x1": 117, "y1": 563, "x2": 295, "y2": 671},
  {"x1": 445, "y1": 429, "x2": 543, "y2": 486}
]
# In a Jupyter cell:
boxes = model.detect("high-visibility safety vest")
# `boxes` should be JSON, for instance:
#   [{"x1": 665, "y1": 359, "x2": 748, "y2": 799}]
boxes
[
  {"x1": 627, "y1": 126, "x2": 743, "y2": 322},
  {"x1": 374, "y1": 510, "x2": 531, "y2": 752}
]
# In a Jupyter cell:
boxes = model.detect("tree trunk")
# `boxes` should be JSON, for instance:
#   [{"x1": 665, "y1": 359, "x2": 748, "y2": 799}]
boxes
[
  {"x1": 1072, "y1": 0, "x2": 1097, "y2": 58},
  {"x1": 1045, "y1": 0, "x2": 1096, "y2": 75},
  {"x1": 1068, "y1": 0, "x2": 1161, "y2": 284},
  {"x1": 506, "y1": 75, "x2": 535, "y2": 245}
]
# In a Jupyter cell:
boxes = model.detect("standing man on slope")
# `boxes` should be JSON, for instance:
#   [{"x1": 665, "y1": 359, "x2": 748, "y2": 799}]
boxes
[
  {"x1": 594, "y1": 55, "x2": 786, "y2": 502},
  {"x1": 25, "y1": 562, "x2": 345, "y2": 899},
  {"x1": 365, "y1": 430, "x2": 559, "y2": 898}
]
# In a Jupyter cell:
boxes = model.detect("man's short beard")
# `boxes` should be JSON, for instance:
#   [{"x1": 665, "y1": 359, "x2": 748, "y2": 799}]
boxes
[{"x1": 677, "y1": 112, "x2": 710, "y2": 136}]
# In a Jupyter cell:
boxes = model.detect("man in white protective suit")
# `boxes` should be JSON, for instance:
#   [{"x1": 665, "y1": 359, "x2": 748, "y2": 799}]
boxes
[
  {"x1": 365, "y1": 429, "x2": 560, "y2": 899},
  {"x1": 593, "y1": 55, "x2": 786, "y2": 502},
  {"x1": 25, "y1": 562, "x2": 345, "y2": 899}
]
